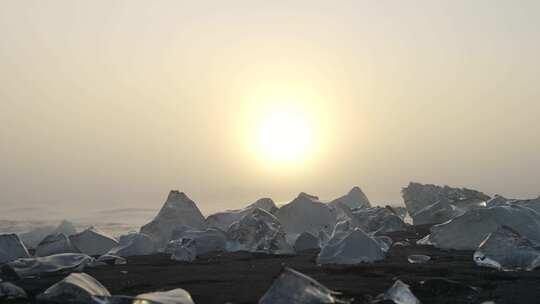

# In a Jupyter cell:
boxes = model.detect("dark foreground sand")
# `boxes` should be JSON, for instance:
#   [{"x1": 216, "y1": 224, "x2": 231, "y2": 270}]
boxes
[{"x1": 9, "y1": 226, "x2": 540, "y2": 304}]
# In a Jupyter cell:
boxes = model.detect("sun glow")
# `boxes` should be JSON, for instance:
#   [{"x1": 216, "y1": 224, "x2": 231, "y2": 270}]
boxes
[
  {"x1": 257, "y1": 108, "x2": 313, "y2": 163},
  {"x1": 237, "y1": 84, "x2": 332, "y2": 171}
]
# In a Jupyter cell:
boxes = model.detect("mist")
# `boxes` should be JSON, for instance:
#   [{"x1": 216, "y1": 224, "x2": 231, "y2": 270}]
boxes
[{"x1": 1, "y1": 1, "x2": 540, "y2": 220}]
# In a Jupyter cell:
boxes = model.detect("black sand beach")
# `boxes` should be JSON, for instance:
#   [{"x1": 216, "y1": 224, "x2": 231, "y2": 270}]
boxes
[{"x1": 7, "y1": 225, "x2": 540, "y2": 304}]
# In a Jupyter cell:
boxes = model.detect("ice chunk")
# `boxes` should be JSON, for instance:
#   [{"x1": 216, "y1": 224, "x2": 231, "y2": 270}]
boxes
[
  {"x1": 329, "y1": 186, "x2": 371, "y2": 209},
  {"x1": 140, "y1": 191, "x2": 206, "y2": 249},
  {"x1": 422, "y1": 205, "x2": 540, "y2": 250},
  {"x1": 293, "y1": 232, "x2": 320, "y2": 252},
  {"x1": 69, "y1": 227, "x2": 119, "y2": 256},
  {"x1": 352, "y1": 207, "x2": 408, "y2": 234},
  {"x1": 0, "y1": 234, "x2": 30, "y2": 263},
  {"x1": 0, "y1": 282, "x2": 27, "y2": 300},
  {"x1": 407, "y1": 254, "x2": 431, "y2": 264},
  {"x1": 327, "y1": 219, "x2": 357, "y2": 246},
  {"x1": 205, "y1": 198, "x2": 277, "y2": 231},
  {"x1": 55, "y1": 220, "x2": 78, "y2": 236},
  {"x1": 411, "y1": 198, "x2": 461, "y2": 226},
  {"x1": 487, "y1": 195, "x2": 540, "y2": 214},
  {"x1": 317, "y1": 228, "x2": 385, "y2": 265},
  {"x1": 37, "y1": 272, "x2": 111, "y2": 303},
  {"x1": 275, "y1": 192, "x2": 336, "y2": 238},
  {"x1": 170, "y1": 240, "x2": 196, "y2": 262},
  {"x1": 135, "y1": 289, "x2": 195, "y2": 304},
  {"x1": 259, "y1": 267, "x2": 349, "y2": 304},
  {"x1": 384, "y1": 280, "x2": 420, "y2": 304},
  {"x1": 19, "y1": 227, "x2": 56, "y2": 250},
  {"x1": 402, "y1": 182, "x2": 489, "y2": 225},
  {"x1": 227, "y1": 208, "x2": 294, "y2": 255},
  {"x1": 19, "y1": 220, "x2": 77, "y2": 249},
  {"x1": 36, "y1": 233, "x2": 80, "y2": 257},
  {"x1": 5, "y1": 253, "x2": 93, "y2": 278},
  {"x1": 174, "y1": 228, "x2": 227, "y2": 255},
  {"x1": 107, "y1": 232, "x2": 156, "y2": 257},
  {"x1": 474, "y1": 226, "x2": 540, "y2": 271}
]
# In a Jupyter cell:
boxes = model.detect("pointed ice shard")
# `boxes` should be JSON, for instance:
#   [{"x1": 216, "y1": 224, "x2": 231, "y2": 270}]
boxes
[
  {"x1": 474, "y1": 226, "x2": 540, "y2": 271},
  {"x1": 69, "y1": 227, "x2": 119, "y2": 256},
  {"x1": 36, "y1": 233, "x2": 80, "y2": 257},
  {"x1": 259, "y1": 267, "x2": 349, "y2": 304},
  {"x1": 330, "y1": 186, "x2": 371, "y2": 209},
  {"x1": 0, "y1": 234, "x2": 30, "y2": 263},
  {"x1": 141, "y1": 191, "x2": 206, "y2": 249},
  {"x1": 37, "y1": 272, "x2": 111, "y2": 303},
  {"x1": 19, "y1": 220, "x2": 77, "y2": 249},
  {"x1": 53, "y1": 220, "x2": 78, "y2": 236},
  {"x1": 384, "y1": 280, "x2": 420, "y2": 304}
]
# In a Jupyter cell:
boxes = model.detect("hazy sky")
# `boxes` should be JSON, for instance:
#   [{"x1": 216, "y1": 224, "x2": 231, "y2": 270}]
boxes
[{"x1": 1, "y1": 1, "x2": 539, "y2": 216}]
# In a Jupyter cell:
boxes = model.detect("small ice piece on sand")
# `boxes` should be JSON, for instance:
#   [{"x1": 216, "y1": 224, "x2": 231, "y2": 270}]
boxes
[
  {"x1": 5, "y1": 253, "x2": 94, "y2": 279},
  {"x1": 384, "y1": 280, "x2": 420, "y2": 304},
  {"x1": 37, "y1": 272, "x2": 111, "y2": 303},
  {"x1": 135, "y1": 289, "x2": 195, "y2": 304},
  {"x1": 407, "y1": 255, "x2": 431, "y2": 264},
  {"x1": 259, "y1": 267, "x2": 350, "y2": 304}
]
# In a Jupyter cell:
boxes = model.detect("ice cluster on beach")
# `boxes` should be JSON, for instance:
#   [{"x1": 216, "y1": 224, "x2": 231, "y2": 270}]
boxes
[{"x1": 2, "y1": 181, "x2": 540, "y2": 302}]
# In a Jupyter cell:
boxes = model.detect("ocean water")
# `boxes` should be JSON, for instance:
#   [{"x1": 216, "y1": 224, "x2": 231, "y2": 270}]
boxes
[{"x1": 0, "y1": 207, "x2": 158, "y2": 238}]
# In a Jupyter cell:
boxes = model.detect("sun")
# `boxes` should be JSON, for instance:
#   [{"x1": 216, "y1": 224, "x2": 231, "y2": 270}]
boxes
[{"x1": 257, "y1": 108, "x2": 313, "y2": 162}]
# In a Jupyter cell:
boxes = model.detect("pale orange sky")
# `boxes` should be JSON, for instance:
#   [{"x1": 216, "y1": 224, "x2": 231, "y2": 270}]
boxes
[{"x1": 1, "y1": 1, "x2": 539, "y2": 216}]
